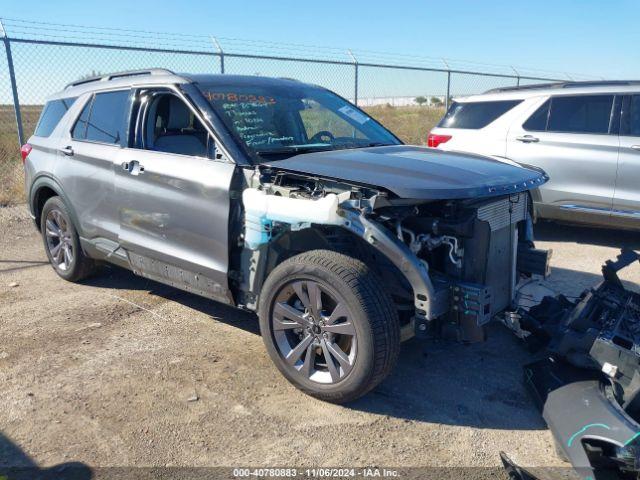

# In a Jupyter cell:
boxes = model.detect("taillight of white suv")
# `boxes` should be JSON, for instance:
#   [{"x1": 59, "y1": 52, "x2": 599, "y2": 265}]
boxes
[
  {"x1": 20, "y1": 143, "x2": 32, "y2": 164},
  {"x1": 427, "y1": 132, "x2": 451, "y2": 148}
]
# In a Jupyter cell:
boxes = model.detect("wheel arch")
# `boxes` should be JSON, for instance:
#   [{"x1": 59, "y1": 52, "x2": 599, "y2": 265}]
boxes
[
  {"x1": 29, "y1": 175, "x2": 81, "y2": 234},
  {"x1": 236, "y1": 221, "x2": 436, "y2": 325}
]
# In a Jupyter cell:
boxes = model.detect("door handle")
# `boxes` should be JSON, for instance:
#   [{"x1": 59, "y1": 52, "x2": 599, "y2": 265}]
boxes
[
  {"x1": 122, "y1": 160, "x2": 145, "y2": 175},
  {"x1": 515, "y1": 135, "x2": 540, "y2": 143},
  {"x1": 59, "y1": 146, "x2": 74, "y2": 156},
  {"x1": 631, "y1": 145, "x2": 640, "y2": 151}
]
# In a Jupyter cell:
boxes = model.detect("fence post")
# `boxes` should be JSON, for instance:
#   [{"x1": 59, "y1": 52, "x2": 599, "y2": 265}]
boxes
[
  {"x1": 348, "y1": 50, "x2": 358, "y2": 105},
  {"x1": 441, "y1": 58, "x2": 451, "y2": 111},
  {"x1": 1, "y1": 21, "x2": 24, "y2": 147},
  {"x1": 211, "y1": 36, "x2": 224, "y2": 74},
  {"x1": 445, "y1": 71, "x2": 451, "y2": 111},
  {"x1": 511, "y1": 66, "x2": 520, "y2": 86}
]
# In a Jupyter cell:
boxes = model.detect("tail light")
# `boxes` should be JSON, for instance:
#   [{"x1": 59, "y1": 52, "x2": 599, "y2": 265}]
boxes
[
  {"x1": 427, "y1": 133, "x2": 452, "y2": 148},
  {"x1": 20, "y1": 143, "x2": 32, "y2": 164}
]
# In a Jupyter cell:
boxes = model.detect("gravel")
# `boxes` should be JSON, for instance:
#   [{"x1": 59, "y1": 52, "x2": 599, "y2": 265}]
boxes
[{"x1": 1, "y1": 204, "x2": 639, "y2": 474}]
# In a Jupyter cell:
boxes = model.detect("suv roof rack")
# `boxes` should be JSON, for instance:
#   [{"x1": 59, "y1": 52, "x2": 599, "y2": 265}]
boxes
[
  {"x1": 65, "y1": 68, "x2": 176, "y2": 89},
  {"x1": 484, "y1": 80, "x2": 640, "y2": 94}
]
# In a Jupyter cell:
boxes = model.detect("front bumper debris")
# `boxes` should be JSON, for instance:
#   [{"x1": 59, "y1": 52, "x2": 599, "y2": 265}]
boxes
[{"x1": 511, "y1": 249, "x2": 640, "y2": 478}]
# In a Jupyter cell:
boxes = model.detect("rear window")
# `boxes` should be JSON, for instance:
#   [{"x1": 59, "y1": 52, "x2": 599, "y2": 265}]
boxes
[
  {"x1": 622, "y1": 95, "x2": 640, "y2": 136},
  {"x1": 437, "y1": 100, "x2": 522, "y2": 129},
  {"x1": 71, "y1": 90, "x2": 130, "y2": 144},
  {"x1": 523, "y1": 100, "x2": 550, "y2": 131},
  {"x1": 547, "y1": 95, "x2": 614, "y2": 134},
  {"x1": 34, "y1": 98, "x2": 77, "y2": 137}
]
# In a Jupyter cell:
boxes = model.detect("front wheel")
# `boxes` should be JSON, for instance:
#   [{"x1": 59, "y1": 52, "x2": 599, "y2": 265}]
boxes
[{"x1": 258, "y1": 250, "x2": 400, "y2": 403}]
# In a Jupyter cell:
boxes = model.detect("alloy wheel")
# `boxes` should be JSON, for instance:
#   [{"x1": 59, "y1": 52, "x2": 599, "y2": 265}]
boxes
[
  {"x1": 45, "y1": 209, "x2": 74, "y2": 271},
  {"x1": 271, "y1": 280, "x2": 357, "y2": 384}
]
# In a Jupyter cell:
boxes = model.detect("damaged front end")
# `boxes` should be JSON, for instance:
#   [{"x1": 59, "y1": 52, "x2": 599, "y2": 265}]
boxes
[
  {"x1": 515, "y1": 250, "x2": 640, "y2": 478},
  {"x1": 233, "y1": 164, "x2": 551, "y2": 343}
]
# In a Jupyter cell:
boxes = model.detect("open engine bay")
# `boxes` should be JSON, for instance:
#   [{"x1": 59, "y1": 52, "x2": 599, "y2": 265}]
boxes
[{"x1": 234, "y1": 166, "x2": 551, "y2": 343}]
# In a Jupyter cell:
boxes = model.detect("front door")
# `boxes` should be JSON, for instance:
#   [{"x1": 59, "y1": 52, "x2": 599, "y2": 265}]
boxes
[
  {"x1": 507, "y1": 94, "x2": 619, "y2": 224},
  {"x1": 613, "y1": 94, "x2": 640, "y2": 228},
  {"x1": 115, "y1": 88, "x2": 236, "y2": 303}
]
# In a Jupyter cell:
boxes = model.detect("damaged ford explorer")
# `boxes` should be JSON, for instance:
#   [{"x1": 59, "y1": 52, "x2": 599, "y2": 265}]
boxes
[{"x1": 23, "y1": 70, "x2": 550, "y2": 403}]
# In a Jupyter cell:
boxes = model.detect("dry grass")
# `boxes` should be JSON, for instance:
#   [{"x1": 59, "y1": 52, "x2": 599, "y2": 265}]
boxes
[
  {"x1": 363, "y1": 105, "x2": 445, "y2": 145},
  {"x1": 1, "y1": 105, "x2": 40, "y2": 206}
]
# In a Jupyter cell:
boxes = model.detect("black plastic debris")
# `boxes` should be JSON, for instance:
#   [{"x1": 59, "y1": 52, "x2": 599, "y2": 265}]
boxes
[{"x1": 518, "y1": 249, "x2": 640, "y2": 479}]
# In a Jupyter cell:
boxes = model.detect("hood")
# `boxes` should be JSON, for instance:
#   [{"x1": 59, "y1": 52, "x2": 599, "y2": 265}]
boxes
[{"x1": 265, "y1": 145, "x2": 548, "y2": 200}]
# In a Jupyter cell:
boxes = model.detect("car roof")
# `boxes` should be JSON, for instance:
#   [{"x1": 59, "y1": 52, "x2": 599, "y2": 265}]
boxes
[
  {"x1": 455, "y1": 80, "x2": 640, "y2": 102},
  {"x1": 49, "y1": 70, "x2": 313, "y2": 101},
  {"x1": 47, "y1": 68, "x2": 320, "y2": 101}
]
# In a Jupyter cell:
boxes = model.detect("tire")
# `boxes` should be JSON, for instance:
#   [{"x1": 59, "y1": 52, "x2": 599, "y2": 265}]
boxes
[
  {"x1": 258, "y1": 249, "x2": 400, "y2": 403},
  {"x1": 40, "y1": 196, "x2": 98, "y2": 282}
]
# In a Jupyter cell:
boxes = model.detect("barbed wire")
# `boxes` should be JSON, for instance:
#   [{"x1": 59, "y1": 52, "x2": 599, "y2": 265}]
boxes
[{"x1": 0, "y1": 16, "x2": 601, "y2": 80}]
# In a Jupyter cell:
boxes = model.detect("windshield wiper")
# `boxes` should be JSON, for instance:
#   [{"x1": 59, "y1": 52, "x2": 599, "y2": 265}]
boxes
[{"x1": 256, "y1": 145, "x2": 333, "y2": 156}]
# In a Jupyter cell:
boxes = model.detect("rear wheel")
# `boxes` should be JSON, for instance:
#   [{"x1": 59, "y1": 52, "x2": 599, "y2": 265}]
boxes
[
  {"x1": 258, "y1": 250, "x2": 400, "y2": 403},
  {"x1": 41, "y1": 196, "x2": 98, "y2": 282}
]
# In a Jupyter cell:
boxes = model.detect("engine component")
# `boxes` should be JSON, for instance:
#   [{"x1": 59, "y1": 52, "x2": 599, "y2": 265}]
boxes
[{"x1": 242, "y1": 188, "x2": 347, "y2": 248}]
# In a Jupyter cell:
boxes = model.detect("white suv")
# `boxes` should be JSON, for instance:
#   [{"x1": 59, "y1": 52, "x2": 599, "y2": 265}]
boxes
[{"x1": 429, "y1": 81, "x2": 640, "y2": 230}]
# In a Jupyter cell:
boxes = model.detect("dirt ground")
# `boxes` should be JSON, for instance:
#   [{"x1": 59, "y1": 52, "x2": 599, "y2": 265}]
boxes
[{"x1": 1, "y1": 204, "x2": 639, "y2": 476}]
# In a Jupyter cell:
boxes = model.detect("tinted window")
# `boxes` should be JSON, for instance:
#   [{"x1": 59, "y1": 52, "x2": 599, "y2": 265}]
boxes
[
  {"x1": 86, "y1": 91, "x2": 130, "y2": 143},
  {"x1": 71, "y1": 98, "x2": 91, "y2": 140},
  {"x1": 523, "y1": 100, "x2": 550, "y2": 131},
  {"x1": 437, "y1": 100, "x2": 522, "y2": 129},
  {"x1": 34, "y1": 97, "x2": 77, "y2": 137},
  {"x1": 627, "y1": 95, "x2": 640, "y2": 136},
  {"x1": 547, "y1": 95, "x2": 614, "y2": 134}
]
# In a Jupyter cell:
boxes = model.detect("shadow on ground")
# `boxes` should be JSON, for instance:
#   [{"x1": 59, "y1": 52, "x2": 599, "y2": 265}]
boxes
[{"x1": 0, "y1": 432, "x2": 92, "y2": 479}]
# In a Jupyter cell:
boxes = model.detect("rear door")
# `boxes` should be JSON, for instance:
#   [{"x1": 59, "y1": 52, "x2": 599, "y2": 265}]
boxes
[
  {"x1": 613, "y1": 94, "x2": 640, "y2": 227},
  {"x1": 115, "y1": 87, "x2": 236, "y2": 303},
  {"x1": 56, "y1": 90, "x2": 130, "y2": 241},
  {"x1": 506, "y1": 94, "x2": 619, "y2": 222}
]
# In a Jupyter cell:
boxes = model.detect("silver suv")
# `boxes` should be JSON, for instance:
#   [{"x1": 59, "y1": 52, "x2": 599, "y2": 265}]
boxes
[
  {"x1": 429, "y1": 81, "x2": 640, "y2": 230},
  {"x1": 23, "y1": 69, "x2": 549, "y2": 402}
]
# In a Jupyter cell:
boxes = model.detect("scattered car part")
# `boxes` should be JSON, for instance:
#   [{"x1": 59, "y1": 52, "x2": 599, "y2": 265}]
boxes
[{"x1": 515, "y1": 249, "x2": 640, "y2": 478}]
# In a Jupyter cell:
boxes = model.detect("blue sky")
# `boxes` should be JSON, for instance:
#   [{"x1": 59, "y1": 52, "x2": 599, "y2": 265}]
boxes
[
  {"x1": 1, "y1": 0, "x2": 639, "y2": 104},
  {"x1": 1, "y1": 0, "x2": 638, "y2": 79}
]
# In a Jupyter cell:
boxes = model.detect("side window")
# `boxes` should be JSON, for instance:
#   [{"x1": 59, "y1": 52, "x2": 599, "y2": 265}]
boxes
[
  {"x1": 71, "y1": 91, "x2": 129, "y2": 143},
  {"x1": 34, "y1": 97, "x2": 77, "y2": 137},
  {"x1": 523, "y1": 99, "x2": 550, "y2": 131},
  {"x1": 547, "y1": 95, "x2": 614, "y2": 134},
  {"x1": 85, "y1": 91, "x2": 130, "y2": 144},
  {"x1": 437, "y1": 100, "x2": 522, "y2": 129},
  {"x1": 626, "y1": 95, "x2": 640, "y2": 136},
  {"x1": 71, "y1": 97, "x2": 92, "y2": 140},
  {"x1": 139, "y1": 93, "x2": 208, "y2": 157}
]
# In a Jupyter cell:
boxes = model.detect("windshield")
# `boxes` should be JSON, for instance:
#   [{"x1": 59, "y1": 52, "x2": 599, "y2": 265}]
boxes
[{"x1": 197, "y1": 82, "x2": 401, "y2": 160}]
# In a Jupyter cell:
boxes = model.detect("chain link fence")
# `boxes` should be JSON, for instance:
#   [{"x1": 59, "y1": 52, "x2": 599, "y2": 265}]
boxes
[{"x1": 1, "y1": 18, "x2": 587, "y2": 206}]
